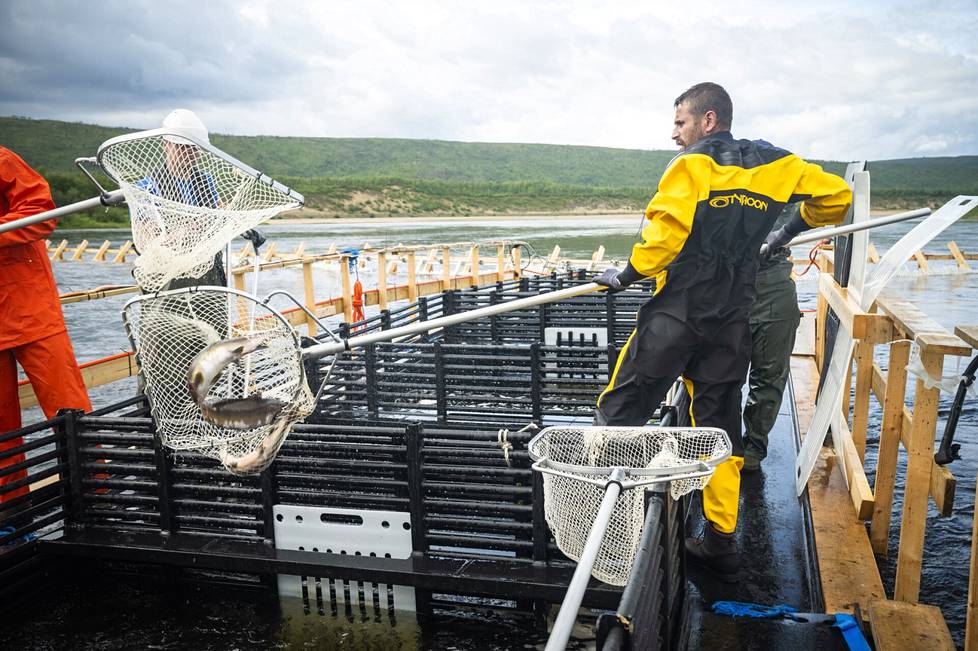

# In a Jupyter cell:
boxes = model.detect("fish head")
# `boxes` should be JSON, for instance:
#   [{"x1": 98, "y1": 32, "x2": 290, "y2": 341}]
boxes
[
  {"x1": 232, "y1": 335, "x2": 268, "y2": 357},
  {"x1": 187, "y1": 367, "x2": 207, "y2": 398}
]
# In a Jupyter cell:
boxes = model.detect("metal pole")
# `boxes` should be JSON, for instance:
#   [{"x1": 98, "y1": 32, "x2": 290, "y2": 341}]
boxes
[
  {"x1": 546, "y1": 467, "x2": 626, "y2": 651},
  {"x1": 0, "y1": 190, "x2": 126, "y2": 236},
  {"x1": 302, "y1": 281, "x2": 605, "y2": 359},
  {"x1": 784, "y1": 207, "x2": 929, "y2": 248}
]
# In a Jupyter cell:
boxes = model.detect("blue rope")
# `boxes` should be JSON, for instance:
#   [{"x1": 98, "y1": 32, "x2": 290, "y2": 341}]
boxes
[
  {"x1": 711, "y1": 601, "x2": 872, "y2": 651},
  {"x1": 339, "y1": 247, "x2": 360, "y2": 275},
  {"x1": 712, "y1": 600, "x2": 799, "y2": 619},
  {"x1": 0, "y1": 525, "x2": 36, "y2": 546}
]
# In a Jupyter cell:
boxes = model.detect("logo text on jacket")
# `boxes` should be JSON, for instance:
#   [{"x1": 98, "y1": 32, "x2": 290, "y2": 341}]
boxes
[{"x1": 708, "y1": 193, "x2": 769, "y2": 211}]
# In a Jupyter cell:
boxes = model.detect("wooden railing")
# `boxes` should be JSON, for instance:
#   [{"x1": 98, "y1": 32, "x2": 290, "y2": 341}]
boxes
[{"x1": 810, "y1": 250, "x2": 974, "y2": 638}]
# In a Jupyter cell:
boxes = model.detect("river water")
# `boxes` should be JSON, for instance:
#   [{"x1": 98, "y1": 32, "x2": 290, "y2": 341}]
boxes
[{"x1": 21, "y1": 213, "x2": 978, "y2": 647}]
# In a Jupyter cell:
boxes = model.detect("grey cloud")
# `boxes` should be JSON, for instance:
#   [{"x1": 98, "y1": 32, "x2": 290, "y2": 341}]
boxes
[
  {"x1": 1, "y1": 0, "x2": 976, "y2": 160},
  {"x1": 0, "y1": 0, "x2": 318, "y2": 107}
]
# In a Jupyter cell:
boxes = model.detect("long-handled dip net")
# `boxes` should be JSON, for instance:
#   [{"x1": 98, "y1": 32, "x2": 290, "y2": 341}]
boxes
[
  {"x1": 528, "y1": 425, "x2": 730, "y2": 651},
  {"x1": 529, "y1": 426, "x2": 730, "y2": 585},
  {"x1": 123, "y1": 287, "x2": 315, "y2": 475},
  {"x1": 97, "y1": 128, "x2": 303, "y2": 292}
]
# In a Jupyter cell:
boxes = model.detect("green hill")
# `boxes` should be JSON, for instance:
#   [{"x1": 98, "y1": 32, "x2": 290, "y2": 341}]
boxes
[
  {"x1": 1, "y1": 115, "x2": 976, "y2": 227},
  {"x1": 0, "y1": 115, "x2": 674, "y2": 185}
]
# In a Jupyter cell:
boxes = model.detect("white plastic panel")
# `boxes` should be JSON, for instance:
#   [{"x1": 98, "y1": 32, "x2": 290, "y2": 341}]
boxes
[{"x1": 274, "y1": 504, "x2": 416, "y2": 614}]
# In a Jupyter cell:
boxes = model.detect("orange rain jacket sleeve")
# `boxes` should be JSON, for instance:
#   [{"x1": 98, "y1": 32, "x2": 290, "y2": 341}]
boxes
[{"x1": 0, "y1": 147, "x2": 67, "y2": 349}]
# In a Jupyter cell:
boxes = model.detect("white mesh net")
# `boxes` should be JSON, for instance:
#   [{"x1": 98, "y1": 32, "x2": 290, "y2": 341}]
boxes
[
  {"x1": 98, "y1": 131, "x2": 302, "y2": 292},
  {"x1": 528, "y1": 426, "x2": 729, "y2": 586},
  {"x1": 123, "y1": 287, "x2": 314, "y2": 474}
]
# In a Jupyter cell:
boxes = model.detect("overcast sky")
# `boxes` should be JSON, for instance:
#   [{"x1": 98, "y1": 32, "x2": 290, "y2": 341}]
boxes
[{"x1": 2, "y1": 0, "x2": 977, "y2": 161}]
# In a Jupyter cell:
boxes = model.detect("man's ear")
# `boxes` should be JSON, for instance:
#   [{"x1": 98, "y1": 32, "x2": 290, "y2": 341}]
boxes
[{"x1": 702, "y1": 110, "x2": 719, "y2": 134}]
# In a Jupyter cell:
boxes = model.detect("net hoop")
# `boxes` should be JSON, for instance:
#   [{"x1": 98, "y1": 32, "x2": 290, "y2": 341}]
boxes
[
  {"x1": 527, "y1": 426, "x2": 731, "y2": 481},
  {"x1": 97, "y1": 128, "x2": 303, "y2": 292},
  {"x1": 527, "y1": 426, "x2": 731, "y2": 586},
  {"x1": 123, "y1": 285, "x2": 314, "y2": 473}
]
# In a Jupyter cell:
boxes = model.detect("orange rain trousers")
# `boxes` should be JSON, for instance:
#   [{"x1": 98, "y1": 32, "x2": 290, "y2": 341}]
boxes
[
  {"x1": 1, "y1": 333, "x2": 91, "y2": 503},
  {"x1": 1, "y1": 147, "x2": 92, "y2": 505}
]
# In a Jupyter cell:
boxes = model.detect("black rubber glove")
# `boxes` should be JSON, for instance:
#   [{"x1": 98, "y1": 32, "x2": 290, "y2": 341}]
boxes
[
  {"x1": 242, "y1": 228, "x2": 267, "y2": 251},
  {"x1": 595, "y1": 263, "x2": 644, "y2": 292},
  {"x1": 760, "y1": 226, "x2": 793, "y2": 258}
]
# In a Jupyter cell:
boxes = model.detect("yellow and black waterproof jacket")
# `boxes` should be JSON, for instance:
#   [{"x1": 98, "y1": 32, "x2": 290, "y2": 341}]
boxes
[{"x1": 628, "y1": 131, "x2": 850, "y2": 325}]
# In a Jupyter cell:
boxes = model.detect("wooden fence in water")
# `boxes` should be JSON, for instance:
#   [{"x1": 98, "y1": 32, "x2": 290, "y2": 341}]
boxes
[{"x1": 797, "y1": 248, "x2": 976, "y2": 648}]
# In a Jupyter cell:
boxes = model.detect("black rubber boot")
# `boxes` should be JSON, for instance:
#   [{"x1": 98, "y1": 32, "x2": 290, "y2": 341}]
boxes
[{"x1": 685, "y1": 524, "x2": 739, "y2": 582}]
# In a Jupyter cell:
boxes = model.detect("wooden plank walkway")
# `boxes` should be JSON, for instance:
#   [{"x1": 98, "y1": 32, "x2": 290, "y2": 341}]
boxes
[
  {"x1": 793, "y1": 324, "x2": 957, "y2": 646},
  {"x1": 791, "y1": 354, "x2": 886, "y2": 616},
  {"x1": 868, "y1": 600, "x2": 954, "y2": 650}
]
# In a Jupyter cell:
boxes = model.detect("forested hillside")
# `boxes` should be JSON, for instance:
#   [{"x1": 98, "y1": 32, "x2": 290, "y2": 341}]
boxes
[{"x1": 2, "y1": 115, "x2": 975, "y2": 227}]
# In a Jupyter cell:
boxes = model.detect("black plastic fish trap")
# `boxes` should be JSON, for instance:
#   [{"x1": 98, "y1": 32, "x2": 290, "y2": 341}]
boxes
[
  {"x1": 316, "y1": 272, "x2": 653, "y2": 424},
  {"x1": 1, "y1": 269, "x2": 690, "y2": 648}
]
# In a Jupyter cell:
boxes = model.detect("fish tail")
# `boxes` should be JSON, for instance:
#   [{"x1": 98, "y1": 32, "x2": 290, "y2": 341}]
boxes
[{"x1": 219, "y1": 415, "x2": 291, "y2": 475}]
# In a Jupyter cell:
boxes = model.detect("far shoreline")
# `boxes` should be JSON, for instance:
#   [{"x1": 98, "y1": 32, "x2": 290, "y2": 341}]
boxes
[
  {"x1": 273, "y1": 209, "x2": 638, "y2": 226},
  {"x1": 54, "y1": 207, "x2": 955, "y2": 231}
]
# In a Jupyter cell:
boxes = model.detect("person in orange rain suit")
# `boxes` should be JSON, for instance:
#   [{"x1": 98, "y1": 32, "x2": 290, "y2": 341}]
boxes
[{"x1": 0, "y1": 146, "x2": 91, "y2": 511}]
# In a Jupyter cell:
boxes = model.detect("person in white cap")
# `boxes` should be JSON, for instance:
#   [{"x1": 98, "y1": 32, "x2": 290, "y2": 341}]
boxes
[{"x1": 137, "y1": 109, "x2": 225, "y2": 289}]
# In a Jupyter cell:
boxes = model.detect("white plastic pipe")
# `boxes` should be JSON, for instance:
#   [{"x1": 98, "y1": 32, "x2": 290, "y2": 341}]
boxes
[
  {"x1": 784, "y1": 207, "x2": 929, "y2": 248},
  {"x1": 0, "y1": 190, "x2": 126, "y2": 235},
  {"x1": 302, "y1": 281, "x2": 605, "y2": 359},
  {"x1": 546, "y1": 467, "x2": 626, "y2": 651}
]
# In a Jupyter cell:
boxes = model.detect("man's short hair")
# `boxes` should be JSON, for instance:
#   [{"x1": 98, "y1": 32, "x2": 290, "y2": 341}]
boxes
[{"x1": 674, "y1": 82, "x2": 733, "y2": 130}]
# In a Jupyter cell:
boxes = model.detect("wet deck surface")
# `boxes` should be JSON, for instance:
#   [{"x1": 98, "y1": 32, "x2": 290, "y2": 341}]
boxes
[{"x1": 685, "y1": 376, "x2": 847, "y2": 650}]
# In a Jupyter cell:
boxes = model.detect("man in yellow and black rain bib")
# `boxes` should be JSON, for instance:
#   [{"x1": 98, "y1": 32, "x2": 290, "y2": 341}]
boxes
[{"x1": 594, "y1": 82, "x2": 851, "y2": 580}]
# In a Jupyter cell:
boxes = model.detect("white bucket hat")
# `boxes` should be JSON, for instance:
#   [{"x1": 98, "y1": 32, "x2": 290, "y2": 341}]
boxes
[{"x1": 162, "y1": 108, "x2": 210, "y2": 145}]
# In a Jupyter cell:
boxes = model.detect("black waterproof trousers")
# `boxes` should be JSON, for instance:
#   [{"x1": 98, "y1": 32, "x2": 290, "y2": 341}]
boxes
[{"x1": 594, "y1": 302, "x2": 747, "y2": 534}]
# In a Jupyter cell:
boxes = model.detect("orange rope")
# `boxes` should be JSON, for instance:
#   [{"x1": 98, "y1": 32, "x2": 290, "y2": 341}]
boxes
[
  {"x1": 794, "y1": 239, "x2": 829, "y2": 278},
  {"x1": 352, "y1": 279, "x2": 365, "y2": 328}
]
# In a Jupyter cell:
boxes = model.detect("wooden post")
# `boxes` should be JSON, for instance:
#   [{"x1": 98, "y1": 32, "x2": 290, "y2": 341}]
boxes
[
  {"x1": 869, "y1": 340, "x2": 911, "y2": 556},
  {"x1": 815, "y1": 273, "x2": 828, "y2": 371},
  {"x1": 949, "y1": 241, "x2": 971, "y2": 270},
  {"x1": 407, "y1": 250, "x2": 418, "y2": 302},
  {"x1": 512, "y1": 244, "x2": 522, "y2": 278},
  {"x1": 966, "y1": 472, "x2": 978, "y2": 650},
  {"x1": 71, "y1": 239, "x2": 89, "y2": 261},
  {"x1": 302, "y1": 260, "x2": 317, "y2": 336},
  {"x1": 93, "y1": 240, "x2": 112, "y2": 262},
  {"x1": 851, "y1": 340, "x2": 875, "y2": 461},
  {"x1": 232, "y1": 268, "x2": 247, "y2": 292},
  {"x1": 377, "y1": 250, "x2": 389, "y2": 310},
  {"x1": 587, "y1": 245, "x2": 606, "y2": 271},
  {"x1": 51, "y1": 239, "x2": 69, "y2": 261},
  {"x1": 453, "y1": 257, "x2": 467, "y2": 279},
  {"x1": 470, "y1": 245, "x2": 480, "y2": 287},
  {"x1": 496, "y1": 244, "x2": 506, "y2": 283},
  {"x1": 441, "y1": 246, "x2": 452, "y2": 290},
  {"x1": 913, "y1": 250, "x2": 929, "y2": 273},
  {"x1": 894, "y1": 342, "x2": 944, "y2": 602},
  {"x1": 420, "y1": 248, "x2": 437, "y2": 275},
  {"x1": 545, "y1": 245, "x2": 561, "y2": 271},
  {"x1": 842, "y1": 351, "x2": 855, "y2": 419},
  {"x1": 112, "y1": 240, "x2": 133, "y2": 263},
  {"x1": 867, "y1": 243, "x2": 880, "y2": 264},
  {"x1": 339, "y1": 256, "x2": 353, "y2": 323},
  {"x1": 292, "y1": 241, "x2": 306, "y2": 259},
  {"x1": 262, "y1": 241, "x2": 278, "y2": 262}
]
